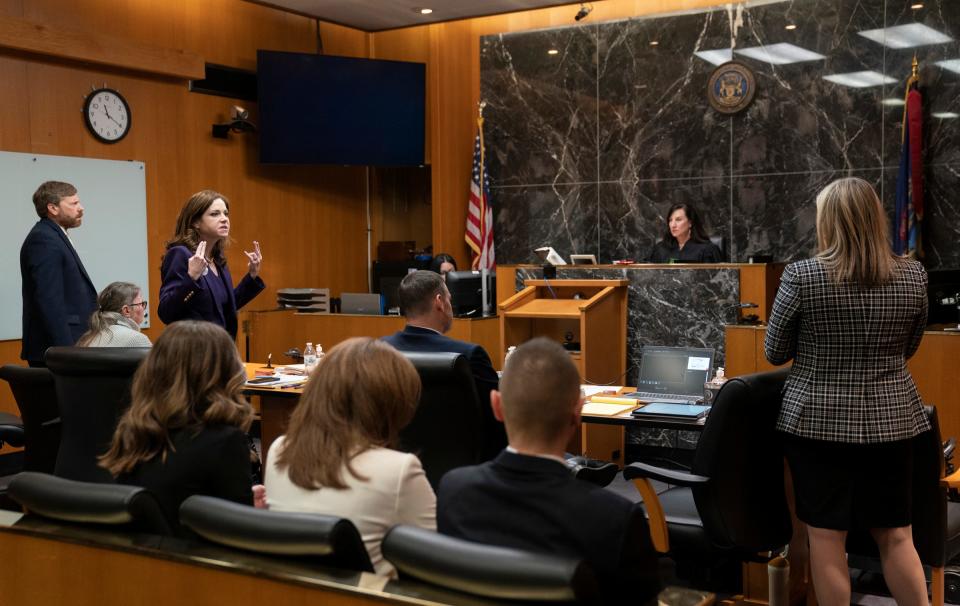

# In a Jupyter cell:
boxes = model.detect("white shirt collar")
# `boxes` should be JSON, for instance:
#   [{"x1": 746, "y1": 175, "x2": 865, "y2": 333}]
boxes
[{"x1": 505, "y1": 445, "x2": 566, "y2": 465}]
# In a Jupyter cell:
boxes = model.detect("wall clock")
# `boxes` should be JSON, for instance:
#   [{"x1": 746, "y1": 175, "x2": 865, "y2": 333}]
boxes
[{"x1": 83, "y1": 87, "x2": 131, "y2": 143}]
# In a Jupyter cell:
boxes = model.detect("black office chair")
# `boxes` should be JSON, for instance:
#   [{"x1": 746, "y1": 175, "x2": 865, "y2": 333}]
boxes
[
  {"x1": 179, "y1": 495, "x2": 374, "y2": 572},
  {"x1": 624, "y1": 368, "x2": 792, "y2": 582},
  {"x1": 846, "y1": 406, "x2": 960, "y2": 606},
  {"x1": 8, "y1": 471, "x2": 172, "y2": 535},
  {"x1": 0, "y1": 365, "x2": 60, "y2": 473},
  {"x1": 382, "y1": 525, "x2": 598, "y2": 602},
  {"x1": 397, "y1": 352, "x2": 485, "y2": 488},
  {"x1": 0, "y1": 412, "x2": 24, "y2": 451},
  {"x1": 45, "y1": 346, "x2": 149, "y2": 483}
]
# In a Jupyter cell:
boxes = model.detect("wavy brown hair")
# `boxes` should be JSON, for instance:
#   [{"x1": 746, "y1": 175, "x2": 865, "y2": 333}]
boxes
[
  {"x1": 163, "y1": 190, "x2": 230, "y2": 266},
  {"x1": 660, "y1": 203, "x2": 711, "y2": 245},
  {"x1": 274, "y1": 337, "x2": 421, "y2": 490},
  {"x1": 99, "y1": 320, "x2": 253, "y2": 476},
  {"x1": 815, "y1": 177, "x2": 898, "y2": 288}
]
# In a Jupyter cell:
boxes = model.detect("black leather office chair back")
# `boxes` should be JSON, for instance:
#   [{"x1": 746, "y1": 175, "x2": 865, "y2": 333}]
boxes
[
  {"x1": 45, "y1": 347, "x2": 150, "y2": 483},
  {"x1": 8, "y1": 471, "x2": 172, "y2": 535},
  {"x1": 382, "y1": 525, "x2": 598, "y2": 602},
  {"x1": 397, "y1": 352, "x2": 484, "y2": 488},
  {"x1": 0, "y1": 365, "x2": 60, "y2": 473},
  {"x1": 846, "y1": 406, "x2": 950, "y2": 568},
  {"x1": 179, "y1": 495, "x2": 374, "y2": 572},
  {"x1": 691, "y1": 367, "x2": 792, "y2": 553}
]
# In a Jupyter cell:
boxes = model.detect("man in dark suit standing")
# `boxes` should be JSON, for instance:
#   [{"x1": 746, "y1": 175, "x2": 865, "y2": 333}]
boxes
[
  {"x1": 437, "y1": 338, "x2": 661, "y2": 603},
  {"x1": 20, "y1": 181, "x2": 98, "y2": 367},
  {"x1": 383, "y1": 270, "x2": 506, "y2": 458}
]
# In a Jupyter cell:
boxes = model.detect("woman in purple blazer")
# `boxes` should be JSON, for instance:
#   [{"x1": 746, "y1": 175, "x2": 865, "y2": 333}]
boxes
[{"x1": 158, "y1": 190, "x2": 264, "y2": 338}]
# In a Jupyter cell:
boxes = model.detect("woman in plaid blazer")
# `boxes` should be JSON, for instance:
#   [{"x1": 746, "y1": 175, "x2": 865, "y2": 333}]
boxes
[{"x1": 765, "y1": 177, "x2": 929, "y2": 606}]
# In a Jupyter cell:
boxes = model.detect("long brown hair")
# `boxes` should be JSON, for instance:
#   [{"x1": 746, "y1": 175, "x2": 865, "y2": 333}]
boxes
[
  {"x1": 274, "y1": 338, "x2": 421, "y2": 490},
  {"x1": 815, "y1": 177, "x2": 898, "y2": 287},
  {"x1": 660, "y1": 203, "x2": 711, "y2": 245},
  {"x1": 163, "y1": 190, "x2": 230, "y2": 265},
  {"x1": 76, "y1": 281, "x2": 142, "y2": 346},
  {"x1": 99, "y1": 320, "x2": 253, "y2": 476}
]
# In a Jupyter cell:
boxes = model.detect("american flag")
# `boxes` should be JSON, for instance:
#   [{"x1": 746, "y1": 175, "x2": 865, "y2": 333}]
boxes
[{"x1": 465, "y1": 125, "x2": 495, "y2": 270}]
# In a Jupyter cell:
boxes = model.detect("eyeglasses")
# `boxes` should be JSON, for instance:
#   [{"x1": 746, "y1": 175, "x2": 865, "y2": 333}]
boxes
[{"x1": 126, "y1": 301, "x2": 148, "y2": 310}]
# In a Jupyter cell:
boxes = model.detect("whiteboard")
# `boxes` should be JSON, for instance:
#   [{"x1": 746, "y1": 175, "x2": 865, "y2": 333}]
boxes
[{"x1": 0, "y1": 151, "x2": 149, "y2": 341}]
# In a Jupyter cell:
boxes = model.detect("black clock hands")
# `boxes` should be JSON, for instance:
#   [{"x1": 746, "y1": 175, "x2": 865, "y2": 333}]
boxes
[{"x1": 102, "y1": 104, "x2": 122, "y2": 128}]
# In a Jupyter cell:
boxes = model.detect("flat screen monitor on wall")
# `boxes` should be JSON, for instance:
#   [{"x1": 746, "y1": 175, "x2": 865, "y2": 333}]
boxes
[{"x1": 257, "y1": 51, "x2": 425, "y2": 166}]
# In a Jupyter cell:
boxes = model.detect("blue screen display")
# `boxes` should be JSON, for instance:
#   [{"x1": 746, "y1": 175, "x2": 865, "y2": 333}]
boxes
[{"x1": 257, "y1": 51, "x2": 425, "y2": 166}]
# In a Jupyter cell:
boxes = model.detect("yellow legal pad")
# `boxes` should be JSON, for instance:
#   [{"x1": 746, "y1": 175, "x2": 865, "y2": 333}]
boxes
[{"x1": 581, "y1": 401, "x2": 637, "y2": 416}]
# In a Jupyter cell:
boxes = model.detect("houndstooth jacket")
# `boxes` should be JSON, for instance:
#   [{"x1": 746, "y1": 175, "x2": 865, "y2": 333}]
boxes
[{"x1": 764, "y1": 257, "x2": 930, "y2": 444}]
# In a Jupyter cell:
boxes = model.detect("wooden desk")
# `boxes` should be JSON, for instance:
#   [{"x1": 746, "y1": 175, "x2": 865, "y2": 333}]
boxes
[
  {"x1": 239, "y1": 309, "x2": 501, "y2": 370},
  {"x1": 244, "y1": 363, "x2": 302, "y2": 456},
  {"x1": 725, "y1": 324, "x2": 960, "y2": 441}
]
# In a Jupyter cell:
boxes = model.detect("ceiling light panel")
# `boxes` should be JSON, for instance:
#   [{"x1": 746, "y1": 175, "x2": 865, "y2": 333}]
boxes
[
  {"x1": 694, "y1": 49, "x2": 734, "y2": 66},
  {"x1": 822, "y1": 70, "x2": 896, "y2": 88},
  {"x1": 858, "y1": 23, "x2": 952, "y2": 49},
  {"x1": 734, "y1": 43, "x2": 826, "y2": 65},
  {"x1": 936, "y1": 59, "x2": 960, "y2": 74}
]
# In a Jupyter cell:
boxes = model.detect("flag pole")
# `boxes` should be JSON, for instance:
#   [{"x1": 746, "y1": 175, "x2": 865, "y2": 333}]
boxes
[{"x1": 478, "y1": 100, "x2": 492, "y2": 317}]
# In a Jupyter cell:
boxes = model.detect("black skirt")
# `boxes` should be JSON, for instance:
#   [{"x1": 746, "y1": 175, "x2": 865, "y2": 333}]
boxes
[{"x1": 781, "y1": 432, "x2": 918, "y2": 531}]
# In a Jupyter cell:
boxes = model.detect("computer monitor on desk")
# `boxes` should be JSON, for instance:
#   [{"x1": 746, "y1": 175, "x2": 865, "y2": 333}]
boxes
[
  {"x1": 341, "y1": 293, "x2": 384, "y2": 315},
  {"x1": 635, "y1": 345, "x2": 715, "y2": 403},
  {"x1": 445, "y1": 270, "x2": 496, "y2": 317}
]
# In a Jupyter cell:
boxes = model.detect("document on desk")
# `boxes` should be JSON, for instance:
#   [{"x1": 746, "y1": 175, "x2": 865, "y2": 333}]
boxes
[
  {"x1": 582, "y1": 401, "x2": 637, "y2": 416},
  {"x1": 245, "y1": 375, "x2": 307, "y2": 389},
  {"x1": 581, "y1": 385, "x2": 623, "y2": 398}
]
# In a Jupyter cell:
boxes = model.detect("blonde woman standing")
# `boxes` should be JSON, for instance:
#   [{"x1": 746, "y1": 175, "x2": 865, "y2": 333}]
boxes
[{"x1": 765, "y1": 177, "x2": 929, "y2": 606}]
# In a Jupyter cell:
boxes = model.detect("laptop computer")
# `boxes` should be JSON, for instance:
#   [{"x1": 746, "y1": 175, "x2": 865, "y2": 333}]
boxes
[
  {"x1": 340, "y1": 293, "x2": 384, "y2": 315},
  {"x1": 629, "y1": 345, "x2": 715, "y2": 404}
]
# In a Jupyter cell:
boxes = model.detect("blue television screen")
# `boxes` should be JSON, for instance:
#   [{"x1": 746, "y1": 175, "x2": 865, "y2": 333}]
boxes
[{"x1": 257, "y1": 51, "x2": 425, "y2": 166}]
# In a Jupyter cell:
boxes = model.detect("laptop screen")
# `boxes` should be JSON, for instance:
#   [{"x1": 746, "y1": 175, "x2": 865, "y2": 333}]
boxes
[{"x1": 636, "y1": 346, "x2": 715, "y2": 397}]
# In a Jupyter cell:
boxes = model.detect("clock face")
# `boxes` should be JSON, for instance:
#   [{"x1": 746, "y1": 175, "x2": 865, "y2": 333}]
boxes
[{"x1": 83, "y1": 88, "x2": 131, "y2": 143}]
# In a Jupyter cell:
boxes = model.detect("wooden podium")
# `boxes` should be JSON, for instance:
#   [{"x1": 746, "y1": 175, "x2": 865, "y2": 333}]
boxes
[
  {"x1": 499, "y1": 279, "x2": 629, "y2": 462},
  {"x1": 498, "y1": 279, "x2": 628, "y2": 383}
]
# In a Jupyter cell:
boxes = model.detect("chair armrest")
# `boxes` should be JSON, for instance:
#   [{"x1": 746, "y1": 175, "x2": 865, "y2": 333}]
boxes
[{"x1": 623, "y1": 462, "x2": 710, "y2": 487}]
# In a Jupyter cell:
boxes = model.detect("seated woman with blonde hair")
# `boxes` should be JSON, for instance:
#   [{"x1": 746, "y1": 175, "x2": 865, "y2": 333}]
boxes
[
  {"x1": 264, "y1": 337, "x2": 435, "y2": 576},
  {"x1": 100, "y1": 320, "x2": 256, "y2": 530},
  {"x1": 76, "y1": 281, "x2": 151, "y2": 347}
]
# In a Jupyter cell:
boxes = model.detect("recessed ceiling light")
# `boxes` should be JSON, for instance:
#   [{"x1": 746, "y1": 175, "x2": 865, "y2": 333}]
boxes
[
  {"x1": 911, "y1": 3, "x2": 924, "y2": 9},
  {"x1": 932, "y1": 111, "x2": 959, "y2": 119},
  {"x1": 822, "y1": 70, "x2": 896, "y2": 88},
  {"x1": 785, "y1": 24, "x2": 797, "y2": 30},
  {"x1": 858, "y1": 23, "x2": 952, "y2": 48},
  {"x1": 419, "y1": 7, "x2": 433, "y2": 14},
  {"x1": 694, "y1": 49, "x2": 734, "y2": 66},
  {"x1": 650, "y1": 40, "x2": 659, "y2": 46},
  {"x1": 547, "y1": 49, "x2": 559, "y2": 55},
  {"x1": 734, "y1": 43, "x2": 826, "y2": 65},
  {"x1": 881, "y1": 98, "x2": 906, "y2": 106}
]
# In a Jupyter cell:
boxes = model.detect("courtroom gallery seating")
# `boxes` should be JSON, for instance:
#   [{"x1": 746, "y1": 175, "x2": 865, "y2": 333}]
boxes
[
  {"x1": 8, "y1": 471, "x2": 172, "y2": 535},
  {"x1": 44, "y1": 346, "x2": 149, "y2": 483},
  {"x1": 0, "y1": 365, "x2": 60, "y2": 474},
  {"x1": 396, "y1": 351, "x2": 485, "y2": 488},
  {"x1": 623, "y1": 368, "x2": 792, "y2": 582},
  {"x1": 179, "y1": 495, "x2": 374, "y2": 573},
  {"x1": 382, "y1": 524, "x2": 598, "y2": 602}
]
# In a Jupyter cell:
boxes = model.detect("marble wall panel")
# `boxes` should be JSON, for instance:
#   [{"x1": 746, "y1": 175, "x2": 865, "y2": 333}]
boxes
[
  {"x1": 916, "y1": 164, "x2": 960, "y2": 269},
  {"x1": 491, "y1": 183, "x2": 599, "y2": 264},
  {"x1": 481, "y1": 27, "x2": 599, "y2": 187}
]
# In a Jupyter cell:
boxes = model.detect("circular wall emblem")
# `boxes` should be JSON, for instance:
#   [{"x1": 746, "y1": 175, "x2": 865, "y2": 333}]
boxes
[{"x1": 707, "y1": 61, "x2": 756, "y2": 114}]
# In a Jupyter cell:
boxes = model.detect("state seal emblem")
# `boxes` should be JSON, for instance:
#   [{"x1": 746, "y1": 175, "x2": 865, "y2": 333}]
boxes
[{"x1": 707, "y1": 61, "x2": 756, "y2": 114}]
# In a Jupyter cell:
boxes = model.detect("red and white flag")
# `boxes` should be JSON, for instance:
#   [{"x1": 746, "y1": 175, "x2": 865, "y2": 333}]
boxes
[{"x1": 465, "y1": 120, "x2": 495, "y2": 270}]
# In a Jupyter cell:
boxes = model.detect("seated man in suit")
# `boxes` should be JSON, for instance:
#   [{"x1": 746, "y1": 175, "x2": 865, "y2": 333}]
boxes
[
  {"x1": 437, "y1": 337, "x2": 661, "y2": 602},
  {"x1": 383, "y1": 270, "x2": 506, "y2": 459}
]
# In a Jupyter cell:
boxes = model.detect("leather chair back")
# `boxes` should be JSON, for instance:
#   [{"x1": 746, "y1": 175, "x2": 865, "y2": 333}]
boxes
[
  {"x1": 0, "y1": 365, "x2": 60, "y2": 473},
  {"x1": 45, "y1": 347, "x2": 150, "y2": 483},
  {"x1": 8, "y1": 471, "x2": 172, "y2": 535},
  {"x1": 690, "y1": 367, "x2": 793, "y2": 554},
  {"x1": 382, "y1": 525, "x2": 598, "y2": 602},
  {"x1": 179, "y1": 495, "x2": 374, "y2": 572},
  {"x1": 397, "y1": 352, "x2": 484, "y2": 488}
]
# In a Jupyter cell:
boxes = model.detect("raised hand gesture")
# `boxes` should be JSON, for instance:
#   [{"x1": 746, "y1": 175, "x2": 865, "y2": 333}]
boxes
[
  {"x1": 245, "y1": 241, "x2": 263, "y2": 279},
  {"x1": 187, "y1": 241, "x2": 209, "y2": 280}
]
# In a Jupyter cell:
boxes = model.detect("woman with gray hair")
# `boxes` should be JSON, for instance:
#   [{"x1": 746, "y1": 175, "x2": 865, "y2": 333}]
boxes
[{"x1": 76, "y1": 281, "x2": 151, "y2": 347}]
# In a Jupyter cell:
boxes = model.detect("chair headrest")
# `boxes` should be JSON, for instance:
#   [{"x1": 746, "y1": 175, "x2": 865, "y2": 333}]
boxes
[
  {"x1": 45, "y1": 347, "x2": 150, "y2": 376},
  {"x1": 8, "y1": 472, "x2": 172, "y2": 535},
  {"x1": 179, "y1": 496, "x2": 373, "y2": 571},
  {"x1": 399, "y1": 352, "x2": 470, "y2": 379},
  {"x1": 382, "y1": 525, "x2": 598, "y2": 602}
]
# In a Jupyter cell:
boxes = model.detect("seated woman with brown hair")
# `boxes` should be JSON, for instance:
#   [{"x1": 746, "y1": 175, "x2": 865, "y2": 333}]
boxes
[
  {"x1": 76, "y1": 281, "x2": 151, "y2": 347},
  {"x1": 264, "y1": 337, "x2": 435, "y2": 576},
  {"x1": 100, "y1": 320, "x2": 256, "y2": 530}
]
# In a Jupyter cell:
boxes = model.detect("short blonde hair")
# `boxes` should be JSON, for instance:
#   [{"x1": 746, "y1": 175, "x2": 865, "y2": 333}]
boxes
[{"x1": 815, "y1": 177, "x2": 897, "y2": 287}]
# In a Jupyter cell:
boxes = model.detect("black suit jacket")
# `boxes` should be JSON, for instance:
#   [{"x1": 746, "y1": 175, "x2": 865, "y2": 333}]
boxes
[
  {"x1": 118, "y1": 424, "x2": 253, "y2": 533},
  {"x1": 382, "y1": 325, "x2": 506, "y2": 458},
  {"x1": 19, "y1": 218, "x2": 98, "y2": 362},
  {"x1": 438, "y1": 451, "x2": 660, "y2": 603}
]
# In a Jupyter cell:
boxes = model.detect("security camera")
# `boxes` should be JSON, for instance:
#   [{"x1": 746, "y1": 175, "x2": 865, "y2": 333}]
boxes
[{"x1": 574, "y1": 3, "x2": 592, "y2": 21}]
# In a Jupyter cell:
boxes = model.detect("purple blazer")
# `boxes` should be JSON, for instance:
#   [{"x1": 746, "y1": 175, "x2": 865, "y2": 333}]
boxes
[{"x1": 158, "y1": 245, "x2": 264, "y2": 338}]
